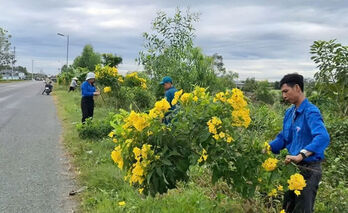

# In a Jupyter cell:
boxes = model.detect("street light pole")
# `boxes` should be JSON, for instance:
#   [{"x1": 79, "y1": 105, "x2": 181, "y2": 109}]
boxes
[{"x1": 57, "y1": 33, "x2": 69, "y2": 68}]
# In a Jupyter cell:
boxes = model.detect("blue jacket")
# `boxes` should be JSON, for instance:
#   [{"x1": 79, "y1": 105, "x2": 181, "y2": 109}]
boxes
[
  {"x1": 81, "y1": 81, "x2": 96, "y2": 97},
  {"x1": 270, "y1": 99, "x2": 330, "y2": 162},
  {"x1": 165, "y1": 87, "x2": 178, "y2": 110}
]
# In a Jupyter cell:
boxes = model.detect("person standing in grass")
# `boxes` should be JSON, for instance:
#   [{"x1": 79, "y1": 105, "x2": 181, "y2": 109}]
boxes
[
  {"x1": 160, "y1": 76, "x2": 177, "y2": 124},
  {"x1": 69, "y1": 77, "x2": 78, "y2": 92},
  {"x1": 80, "y1": 72, "x2": 100, "y2": 123},
  {"x1": 269, "y1": 73, "x2": 330, "y2": 213}
]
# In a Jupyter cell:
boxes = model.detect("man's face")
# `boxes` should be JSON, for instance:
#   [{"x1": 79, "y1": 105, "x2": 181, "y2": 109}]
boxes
[
  {"x1": 163, "y1": 82, "x2": 172, "y2": 90},
  {"x1": 88, "y1": 78, "x2": 95, "y2": 84},
  {"x1": 281, "y1": 83, "x2": 301, "y2": 104}
]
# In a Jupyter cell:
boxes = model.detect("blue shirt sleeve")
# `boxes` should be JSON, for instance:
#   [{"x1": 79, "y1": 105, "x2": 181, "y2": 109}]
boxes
[
  {"x1": 81, "y1": 81, "x2": 95, "y2": 97},
  {"x1": 269, "y1": 108, "x2": 291, "y2": 154},
  {"x1": 270, "y1": 130, "x2": 286, "y2": 154},
  {"x1": 303, "y1": 110, "x2": 330, "y2": 154}
]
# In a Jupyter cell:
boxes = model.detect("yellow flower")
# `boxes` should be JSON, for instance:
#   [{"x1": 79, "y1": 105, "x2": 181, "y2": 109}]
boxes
[
  {"x1": 180, "y1": 93, "x2": 191, "y2": 104},
  {"x1": 264, "y1": 142, "x2": 271, "y2": 154},
  {"x1": 147, "y1": 131, "x2": 153, "y2": 136},
  {"x1": 258, "y1": 178, "x2": 262, "y2": 183},
  {"x1": 103, "y1": 86, "x2": 111, "y2": 93},
  {"x1": 219, "y1": 131, "x2": 226, "y2": 138},
  {"x1": 133, "y1": 147, "x2": 141, "y2": 161},
  {"x1": 172, "y1": 89, "x2": 183, "y2": 105},
  {"x1": 112, "y1": 138, "x2": 118, "y2": 143},
  {"x1": 288, "y1": 173, "x2": 306, "y2": 191},
  {"x1": 213, "y1": 134, "x2": 220, "y2": 140},
  {"x1": 231, "y1": 108, "x2": 251, "y2": 128},
  {"x1": 268, "y1": 188, "x2": 277, "y2": 197},
  {"x1": 280, "y1": 210, "x2": 285, "y2": 213},
  {"x1": 262, "y1": 158, "x2": 278, "y2": 172},
  {"x1": 214, "y1": 92, "x2": 226, "y2": 102},
  {"x1": 141, "y1": 82, "x2": 147, "y2": 89},
  {"x1": 138, "y1": 188, "x2": 144, "y2": 194},
  {"x1": 118, "y1": 201, "x2": 126, "y2": 206},
  {"x1": 111, "y1": 146, "x2": 124, "y2": 170},
  {"x1": 118, "y1": 76, "x2": 124, "y2": 83},
  {"x1": 193, "y1": 96, "x2": 198, "y2": 102},
  {"x1": 226, "y1": 136, "x2": 234, "y2": 143},
  {"x1": 155, "y1": 155, "x2": 160, "y2": 160},
  {"x1": 198, "y1": 148, "x2": 208, "y2": 163},
  {"x1": 294, "y1": 190, "x2": 301, "y2": 196},
  {"x1": 277, "y1": 185, "x2": 284, "y2": 191},
  {"x1": 108, "y1": 131, "x2": 115, "y2": 138}
]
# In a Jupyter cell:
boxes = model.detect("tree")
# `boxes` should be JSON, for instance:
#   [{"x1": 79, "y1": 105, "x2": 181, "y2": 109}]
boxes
[
  {"x1": 73, "y1": 44, "x2": 101, "y2": 71},
  {"x1": 101, "y1": 53, "x2": 122, "y2": 67},
  {"x1": 255, "y1": 80, "x2": 274, "y2": 104},
  {"x1": 243, "y1": 77, "x2": 258, "y2": 92},
  {"x1": 310, "y1": 40, "x2": 348, "y2": 115},
  {"x1": 0, "y1": 28, "x2": 12, "y2": 66},
  {"x1": 138, "y1": 9, "x2": 219, "y2": 93}
]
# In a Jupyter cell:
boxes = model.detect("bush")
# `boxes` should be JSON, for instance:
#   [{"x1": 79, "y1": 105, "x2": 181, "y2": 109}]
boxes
[{"x1": 76, "y1": 114, "x2": 114, "y2": 140}]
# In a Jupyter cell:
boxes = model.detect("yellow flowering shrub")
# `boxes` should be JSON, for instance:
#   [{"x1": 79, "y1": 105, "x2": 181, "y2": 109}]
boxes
[{"x1": 262, "y1": 158, "x2": 279, "y2": 172}]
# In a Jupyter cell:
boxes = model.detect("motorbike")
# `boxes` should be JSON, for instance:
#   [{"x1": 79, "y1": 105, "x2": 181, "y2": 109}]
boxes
[{"x1": 42, "y1": 83, "x2": 52, "y2": 95}]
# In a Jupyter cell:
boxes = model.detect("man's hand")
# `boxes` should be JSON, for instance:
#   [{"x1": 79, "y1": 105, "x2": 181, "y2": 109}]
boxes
[
  {"x1": 285, "y1": 154, "x2": 303, "y2": 164},
  {"x1": 94, "y1": 91, "x2": 100, "y2": 96}
]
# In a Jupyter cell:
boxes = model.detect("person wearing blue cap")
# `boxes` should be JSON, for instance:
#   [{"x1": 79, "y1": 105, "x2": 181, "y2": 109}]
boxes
[{"x1": 160, "y1": 76, "x2": 177, "y2": 111}]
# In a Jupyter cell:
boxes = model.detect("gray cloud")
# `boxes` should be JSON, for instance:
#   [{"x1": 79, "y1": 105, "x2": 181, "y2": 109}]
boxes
[{"x1": 1, "y1": 0, "x2": 347, "y2": 80}]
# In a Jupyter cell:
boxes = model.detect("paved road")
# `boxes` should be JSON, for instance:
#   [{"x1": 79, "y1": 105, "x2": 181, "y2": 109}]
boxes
[{"x1": 0, "y1": 81, "x2": 75, "y2": 213}]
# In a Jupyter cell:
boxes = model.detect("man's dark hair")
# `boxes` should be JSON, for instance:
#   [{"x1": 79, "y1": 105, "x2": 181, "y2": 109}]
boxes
[{"x1": 280, "y1": 73, "x2": 304, "y2": 92}]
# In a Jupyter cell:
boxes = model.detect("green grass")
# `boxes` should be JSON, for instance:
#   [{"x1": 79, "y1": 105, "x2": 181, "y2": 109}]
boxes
[{"x1": 53, "y1": 85, "x2": 258, "y2": 213}]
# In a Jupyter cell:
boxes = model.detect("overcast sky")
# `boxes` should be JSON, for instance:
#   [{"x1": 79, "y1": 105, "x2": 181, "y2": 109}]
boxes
[{"x1": 1, "y1": 0, "x2": 347, "y2": 80}]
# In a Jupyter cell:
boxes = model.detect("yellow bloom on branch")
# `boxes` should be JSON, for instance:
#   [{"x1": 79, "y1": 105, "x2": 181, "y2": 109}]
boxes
[
  {"x1": 277, "y1": 185, "x2": 284, "y2": 191},
  {"x1": 219, "y1": 131, "x2": 226, "y2": 138},
  {"x1": 180, "y1": 93, "x2": 192, "y2": 104},
  {"x1": 104, "y1": 86, "x2": 111, "y2": 93},
  {"x1": 172, "y1": 89, "x2": 183, "y2": 105},
  {"x1": 262, "y1": 158, "x2": 278, "y2": 171},
  {"x1": 118, "y1": 201, "x2": 126, "y2": 206},
  {"x1": 138, "y1": 188, "x2": 144, "y2": 194},
  {"x1": 268, "y1": 188, "x2": 277, "y2": 197},
  {"x1": 198, "y1": 148, "x2": 208, "y2": 163},
  {"x1": 111, "y1": 146, "x2": 124, "y2": 170},
  {"x1": 118, "y1": 76, "x2": 124, "y2": 83},
  {"x1": 264, "y1": 142, "x2": 271, "y2": 155},
  {"x1": 280, "y1": 210, "x2": 285, "y2": 213},
  {"x1": 294, "y1": 190, "x2": 301, "y2": 196},
  {"x1": 226, "y1": 135, "x2": 234, "y2": 143},
  {"x1": 288, "y1": 173, "x2": 306, "y2": 191},
  {"x1": 108, "y1": 131, "x2": 115, "y2": 138}
]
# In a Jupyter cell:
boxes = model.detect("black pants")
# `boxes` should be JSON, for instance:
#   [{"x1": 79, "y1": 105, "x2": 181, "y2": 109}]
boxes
[
  {"x1": 68, "y1": 86, "x2": 75, "y2": 92},
  {"x1": 81, "y1": 96, "x2": 94, "y2": 123},
  {"x1": 283, "y1": 161, "x2": 322, "y2": 213}
]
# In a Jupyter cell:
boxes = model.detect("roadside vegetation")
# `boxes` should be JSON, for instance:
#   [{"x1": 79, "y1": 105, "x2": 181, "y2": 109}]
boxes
[{"x1": 54, "y1": 9, "x2": 348, "y2": 213}]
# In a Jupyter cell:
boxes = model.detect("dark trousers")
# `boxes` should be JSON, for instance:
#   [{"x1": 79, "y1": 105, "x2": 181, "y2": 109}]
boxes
[
  {"x1": 68, "y1": 86, "x2": 75, "y2": 92},
  {"x1": 283, "y1": 161, "x2": 322, "y2": 213},
  {"x1": 81, "y1": 96, "x2": 94, "y2": 123}
]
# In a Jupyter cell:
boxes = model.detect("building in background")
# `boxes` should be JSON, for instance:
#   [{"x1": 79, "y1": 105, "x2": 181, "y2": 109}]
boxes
[{"x1": 0, "y1": 70, "x2": 26, "y2": 80}]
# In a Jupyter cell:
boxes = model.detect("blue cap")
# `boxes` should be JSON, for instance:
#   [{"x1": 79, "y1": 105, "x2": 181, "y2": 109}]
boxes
[{"x1": 160, "y1": 76, "x2": 173, "y2": 85}]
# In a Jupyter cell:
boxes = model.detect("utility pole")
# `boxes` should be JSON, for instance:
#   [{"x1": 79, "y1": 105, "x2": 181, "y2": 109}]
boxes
[
  {"x1": 32, "y1": 60, "x2": 34, "y2": 80},
  {"x1": 11, "y1": 46, "x2": 15, "y2": 80}
]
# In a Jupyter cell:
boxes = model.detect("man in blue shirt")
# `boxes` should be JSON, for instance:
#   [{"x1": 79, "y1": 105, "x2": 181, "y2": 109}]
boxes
[
  {"x1": 80, "y1": 72, "x2": 100, "y2": 123},
  {"x1": 160, "y1": 76, "x2": 177, "y2": 124},
  {"x1": 160, "y1": 76, "x2": 177, "y2": 111},
  {"x1": 269, "y1": 73, "x2": 330, "y2": 213}
]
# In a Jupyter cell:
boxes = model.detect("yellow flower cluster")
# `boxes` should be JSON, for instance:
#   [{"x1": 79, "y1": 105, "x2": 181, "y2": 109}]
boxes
[
  {"x1": 193, "y1": 87, "x2": 207, "y2": 99},
  {"x1": 171, "y1": 89, "x2": 183, "y2": 106},
  {"x1": 126, "y1": 72, "x2": 147, "y2": 89},
  {"x1": 95, "y1": 65, "x2": 119, "y2": 79},
  {"x1": 118, "y1": 201, "x2": 126, "y2": 206},
  {"x1": 118, "y1": 76, "x2": 124, "y2": 83},
  {"x1": 127, "y1": 144, "x2": 154, "y2": 185},
  {"x1": 111, "y1": 145, "x2": 124, "y2": 170},
  {"x1": 264, "y1": 142, "x2": 271, "y2": 155},
  {"x1": 288, "y1": 173, "x2": 306, "y2": 196},
  {"x1": 262, "y1": 157, "x2": 278, "y2": 171},
  {"x1": 103, "y1": 86, "x2": 111, "y2": 93},
  {"x1": 280, "y1": 210, "x2": 285, "y2": 213},
  {"x1": 207, "y1": 117, "x2": 234, "y2": 142},
  {"x1": 149, "y1": 99, "x2": 171, "y2": 119},
  {"x1": 267, "y1": 185, "x2": 283, "y2": 197},
  {"x1": 123, "y1": 111, "x2": 150, "y2": 132},
  {"x1": 180, "y1": 93, "x2": 192, "y2": 104},
  {"x1": 212, "y1": 89, "x2": 251, "y2": 128},
  {"x1": 268, "y1": 188, "x2": 277, "y2": 197},
  {"x1": 198, "y1": 148, "x2": 208, "y2": 163}
]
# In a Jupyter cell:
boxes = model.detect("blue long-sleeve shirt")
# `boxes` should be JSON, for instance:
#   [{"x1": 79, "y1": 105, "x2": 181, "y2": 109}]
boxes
[
  {"x1": 165, "y1": 87, "x2": 178, "y2": 110},
  {"x1": 81, "y1": 81, "x2": 96, "y2": 97},
  {"x1": 270, "y1": 98, "x2": 330, "y2": 162}
]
